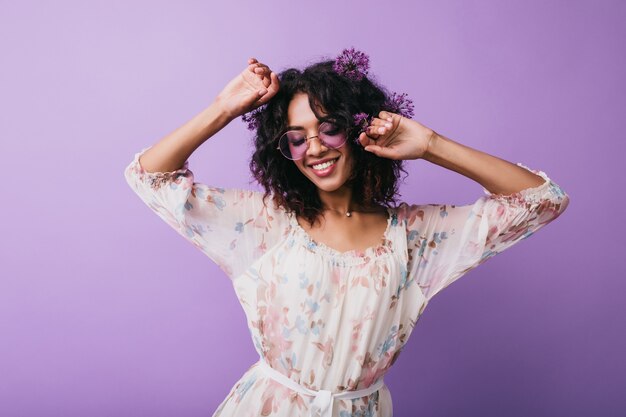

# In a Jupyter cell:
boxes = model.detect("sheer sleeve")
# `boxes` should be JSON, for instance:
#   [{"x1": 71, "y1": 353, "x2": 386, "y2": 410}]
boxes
[
  {"x1": 123, "y1": 145, "x2": 289, "y2": 280},
  {"x1": 401, "y1": 162, "x2": 570, "y2": 303}
]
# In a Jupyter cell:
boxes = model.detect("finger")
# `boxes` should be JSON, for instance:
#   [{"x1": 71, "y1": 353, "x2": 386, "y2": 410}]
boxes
[
  {"x1": 370, "y1": 117, "x2": 393, "y2": 129},
  {"x1": 258, "y1": 69, "x2": 273, "y2": 88},
  {"x1": 358, "y1": 131, "x2": 378, "y2": 147},
  {"x1": 364, "y1": 125, "x2": 394, "y2": 150},
  {"x1": 364, "y1": 127, "x2": 382, "y2": 140},
  {"x1": 358, "y1": 132, "x2": 371, "y2": 147},
  {"x1": 364, "y1": 144, "x2": 386, "y2": 156},
  {"x1": 379, "y1": 110, "x2": 396, "y2": 121},
  {"x1": 260, "y1": 71, "x2": 275, "y2": 93},
  {"x1": 250, "y1": 62, "x2": 269, "y2": 74},
  {"x1": 269, "y1": 71, "x2": 280, "y2": 91},
  {"x1": 364, "y1": 144, "x2": 401, "y2": 159},
  {"x1": 248, "y1": 59, "x2": 260, "y2": 70},
  {"x1": 252, "y1": 65, "x2": 269, "y2": 82},
  {"x1": 377, "y1": 114, "x2": 397, "y2": 124},
  {"x1": 256, "y1": 72, "x2": 280, "y2": 105},
  {"x1": 254, "y1": 66, "x2": 272, "y2": 87},
  {"x1": 367, "y1": 124, "x2": 389, "y2": 136}
]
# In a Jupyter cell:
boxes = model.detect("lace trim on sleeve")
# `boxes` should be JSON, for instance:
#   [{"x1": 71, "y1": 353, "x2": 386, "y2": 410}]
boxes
[
  {"x1": 480, "y1": 162, "x2": 563, "y2": 206},
  {"x1": 130, "y1": 146, "x2": 190, "y2": 190}
]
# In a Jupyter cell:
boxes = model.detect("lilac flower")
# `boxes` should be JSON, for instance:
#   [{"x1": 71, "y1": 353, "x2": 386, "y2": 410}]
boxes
[
  {"x1": 333, "y1": 47, "x2": 370, "y2": 81},
  {"x1": 353, "y1": 112, "x2": 370, "y2": 130},
  {"x1": 352, "y1": 112, "x2": 371, "y2": 144},
  {"x1": 241, "y1": 105, "x2": 265, "y2": 131},
  {"x1": 383, "y1": 92, "x2": 415, "y2": 119}
]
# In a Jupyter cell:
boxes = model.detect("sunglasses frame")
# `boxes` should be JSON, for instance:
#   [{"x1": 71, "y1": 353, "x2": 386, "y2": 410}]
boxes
[{"x1": 275, "y1": 120, "x2": 349, "y2": 161}]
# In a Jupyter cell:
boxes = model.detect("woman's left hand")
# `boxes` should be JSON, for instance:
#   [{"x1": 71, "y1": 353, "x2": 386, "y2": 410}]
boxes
[{"x1": 357, "y1": 111, "x2": 436, "y2": 160}]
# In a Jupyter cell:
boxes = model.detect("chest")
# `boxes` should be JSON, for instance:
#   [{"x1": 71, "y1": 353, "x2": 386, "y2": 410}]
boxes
[
  {"x1": 231, "y1": 230, "x2": 427, "y2": 351},
  {"x1": 295, "y1": 213, "x2": 391, "y2": 254},
  {"x1": 234, "y1": 217, "x2": 412, "y2": 308},
  {"x1": 236, "y1": 236, "x2": 412, "y2": 319}
]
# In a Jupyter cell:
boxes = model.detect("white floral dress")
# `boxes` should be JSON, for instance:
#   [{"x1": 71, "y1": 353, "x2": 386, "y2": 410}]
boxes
[{"x1": 124, "y1": 146, "x2": 569, "y2": 417}]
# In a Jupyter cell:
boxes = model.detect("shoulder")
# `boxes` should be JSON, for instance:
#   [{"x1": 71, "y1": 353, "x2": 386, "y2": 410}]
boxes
[
  {"x1": 198, "y1": 187, "x2": 289, "y2": 220},
  {"x1": 247, "y1": 189, "x2": 291, "y2": 226},
  {"x1": 391, "y1": 201, "x2": 438, "y2": 227},
  {"x1": 215, "y1": 188, "x2": 281, "y2": 209}
]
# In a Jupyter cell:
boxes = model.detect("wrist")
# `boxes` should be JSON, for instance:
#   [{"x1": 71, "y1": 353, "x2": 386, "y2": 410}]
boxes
[
  {"x1": 199, "y1": 100, "x2": 235, "y2": 136},
  {"x1": 212, "y1": 96, "x2": 238, "y2": 122},
  {"x1": 422, "y1": 130, "x2": 439, "y2": 161}
]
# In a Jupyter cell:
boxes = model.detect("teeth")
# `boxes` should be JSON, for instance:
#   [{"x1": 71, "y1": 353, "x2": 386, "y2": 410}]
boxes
[{"x1": 312, "y1": 158, "x2": 337, "y2": 170}]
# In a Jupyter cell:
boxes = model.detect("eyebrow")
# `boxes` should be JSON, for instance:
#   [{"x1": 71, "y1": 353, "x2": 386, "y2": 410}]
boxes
[{"x1": 286, "y1": 116, "x2": 335, "y2": 131}]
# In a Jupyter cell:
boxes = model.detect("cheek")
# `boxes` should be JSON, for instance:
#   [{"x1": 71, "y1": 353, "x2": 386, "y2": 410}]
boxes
[
  {"x1": 294, "y1": 161, "x2": 307, "y2": 175},
  {"x1": 344, "y1": 150, "x2": 360, "y2": 182},
  {"x1": 342, "y1": 150, "x2": 355, "y2": 173}
]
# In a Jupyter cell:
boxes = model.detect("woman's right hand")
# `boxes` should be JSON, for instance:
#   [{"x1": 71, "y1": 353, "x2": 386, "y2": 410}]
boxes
[{"x1": 215, "y1": 57, "x2": 280, "y2": 120}]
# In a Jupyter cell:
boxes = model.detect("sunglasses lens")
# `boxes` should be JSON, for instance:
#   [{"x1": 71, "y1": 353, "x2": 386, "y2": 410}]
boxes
[
  {"x1": 277, "y1": 122, "x2": 347, "y2": 160},
  {"x1": 278, "y1": 132, "x2": 307, "y2": 160},
  {"x1": 319, "y1": 122, "x2": 347, "y2": 148}
]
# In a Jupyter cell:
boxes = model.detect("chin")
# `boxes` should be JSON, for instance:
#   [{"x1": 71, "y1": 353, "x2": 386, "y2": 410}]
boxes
[
  {"x1": 310, "y1": 179, "x2": 347, "y2": 193},
  {"x1": 296, "y1": 154, "x2": 352, "y2": 193}
]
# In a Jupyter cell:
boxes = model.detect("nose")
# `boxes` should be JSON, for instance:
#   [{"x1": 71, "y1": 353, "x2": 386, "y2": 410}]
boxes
[{"x1": 306, "y1": 136, "x2": 328, "y2": 157}]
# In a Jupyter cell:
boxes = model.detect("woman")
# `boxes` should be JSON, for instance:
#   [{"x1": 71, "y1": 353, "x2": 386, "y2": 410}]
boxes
[{"x1": 124, "y1": 49, "x2": 569, "y2": 417}]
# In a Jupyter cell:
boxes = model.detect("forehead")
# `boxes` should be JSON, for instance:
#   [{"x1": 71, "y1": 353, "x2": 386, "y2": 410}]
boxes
[{"x1": 287, "y1": 93, "x2": 328, "y2": 126}]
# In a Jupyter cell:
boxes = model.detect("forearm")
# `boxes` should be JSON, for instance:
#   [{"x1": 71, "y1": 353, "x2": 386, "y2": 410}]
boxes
[
  {"x1": 138, "y1": 100, "x2": 234, "y2": 173},
  {"x1": 423, "y1": 132, "x2": 546, "y2": 195}
]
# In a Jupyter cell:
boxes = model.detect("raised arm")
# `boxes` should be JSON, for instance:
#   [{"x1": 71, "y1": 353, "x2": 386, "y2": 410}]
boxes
[
  {"x1": 360, "y1": 111, "x2": 550, "y2": 195},
  {"x1": 360, "y1": 111, "x2": 570, "y2": 302},
  {"x1": 124, "y1": 58, "x2": 285, "y2": 280},
  {"x1": 139, "y1": 57, "x2": 280, "y2": 173},
  {"x1": 137, "y1": 101, "x2": 233, "y2": 174},
  {"x1": 422, "y1": 132, "x2": 548, "y2": 196}
]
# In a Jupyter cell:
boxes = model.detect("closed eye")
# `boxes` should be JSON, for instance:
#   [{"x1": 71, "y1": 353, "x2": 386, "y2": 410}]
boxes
[
  {"x1": 289, "y1": 138, "x2": 306, "y2": 146},
  {"x1": 323, "y1": 129, "x2": 341, "y2": 136}
]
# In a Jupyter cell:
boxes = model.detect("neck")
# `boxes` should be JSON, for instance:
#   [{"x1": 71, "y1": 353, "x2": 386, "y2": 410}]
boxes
[{"x1": 318, "y1": 186, "x2": 355, "y2": 214}]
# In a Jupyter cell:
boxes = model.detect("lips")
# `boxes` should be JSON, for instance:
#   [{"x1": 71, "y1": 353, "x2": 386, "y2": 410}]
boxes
[
  {"x1": 308, "y1": 157, "x2": 339, "y2": 168},
  {"x1": 308, "y1": 157, "x2": 339, "y2": 177}
]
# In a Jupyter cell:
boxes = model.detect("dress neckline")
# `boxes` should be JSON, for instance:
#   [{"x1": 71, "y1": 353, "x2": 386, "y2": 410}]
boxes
[{"x1": 288, "y1": 207, "x2": 396, "y2": 262}]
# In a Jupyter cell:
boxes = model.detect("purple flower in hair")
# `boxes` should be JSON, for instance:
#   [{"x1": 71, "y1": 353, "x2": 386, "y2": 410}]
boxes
[
  {"x1": 241, "y1": 105, "x2": 265, "y2": 131},
  {"x1": 333, "y1": 47, "x2": 370, "y2": 81},
  {"x1": 383, "y1": 92, "x2": 415, "y2": 119},
  {"x1": 353, "y1": 112, "x2": 370, "y2": 131},
  {"x1": 352, "y1": 112, "x2": 371, "y2": 143}
]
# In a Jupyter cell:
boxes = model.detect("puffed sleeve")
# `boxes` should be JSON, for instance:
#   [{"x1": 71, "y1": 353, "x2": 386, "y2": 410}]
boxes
[
  {"x1": 401, "y1": 162, "x2": 570, "y2": 303},
  {"x1": 123, "y1": 145, "x2": 289, "y2": 280}
]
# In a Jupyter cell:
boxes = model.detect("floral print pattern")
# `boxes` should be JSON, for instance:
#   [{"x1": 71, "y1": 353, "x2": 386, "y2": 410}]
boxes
[{"x1": 124, "y1": 146, "x2": 569, "y2": 416}]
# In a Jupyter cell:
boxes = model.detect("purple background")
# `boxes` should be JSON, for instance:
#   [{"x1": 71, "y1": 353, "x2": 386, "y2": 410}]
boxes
[{"x1": 1, "y1": 1, "x2": 623, "y2": 416}]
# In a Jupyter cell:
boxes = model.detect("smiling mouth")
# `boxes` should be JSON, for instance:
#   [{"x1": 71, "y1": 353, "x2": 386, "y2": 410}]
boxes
[{"x1": 309, "y1": 157, "x2": 339, "y2": 170}]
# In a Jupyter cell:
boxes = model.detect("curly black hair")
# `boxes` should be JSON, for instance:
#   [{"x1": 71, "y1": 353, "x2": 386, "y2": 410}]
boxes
[{"x1": 247, "y1": 59, "x2": 408, "y2": 226}]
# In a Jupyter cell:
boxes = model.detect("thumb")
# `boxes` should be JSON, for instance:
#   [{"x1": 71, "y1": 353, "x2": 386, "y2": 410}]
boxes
[
  {"x1": 364, "y1": 145, "x2": 398, "y2": 159},
  {"x1": 257, "y1": 72, "x2": 279, "y2": 105},
  {"x1": 242, "y1": 87, "x2": 268, "y2": 110}
]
